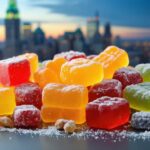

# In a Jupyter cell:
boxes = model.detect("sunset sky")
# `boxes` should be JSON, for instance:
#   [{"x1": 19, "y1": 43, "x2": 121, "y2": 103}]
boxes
[{"x1": 0, "y1": 0, "x2": 150, "y2": 41}]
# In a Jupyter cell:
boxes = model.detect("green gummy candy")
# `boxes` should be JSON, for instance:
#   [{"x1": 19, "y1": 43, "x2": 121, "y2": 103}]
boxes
[{"x1": 124, "y1": 82, "x2": 150, "y2": 111}]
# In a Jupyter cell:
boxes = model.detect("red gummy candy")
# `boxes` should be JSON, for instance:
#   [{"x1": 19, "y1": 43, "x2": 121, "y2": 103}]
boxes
[
  {"x1": 15, "y1": 82, "x2": 42, "y2": 109},
  {"x1": 88, "y1": 79, "x2": 122, "y2": 102},
  {"x1": 86, "y1": 96, "x2": 130, "y2": 130},
  {"x1": 13, "y1": 105, "x2": 41, "y2": 129},
  {"x1": 113, "y1": 67, "x2": 143, "y2": 89},
  {"x1": 0, "y1": 57, "x2": 30, "y2": 86}
]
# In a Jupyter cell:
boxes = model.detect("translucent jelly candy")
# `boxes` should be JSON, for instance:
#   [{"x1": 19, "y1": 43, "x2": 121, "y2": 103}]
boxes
[
  {"x1": 93, "y1": 46, "x2": 129, "y2": 79},
  {"x1": 131, "y1": 112, "x2": 150, "y2": 130},
  {"x1": 54, "y1": 51, "x2": 86, "y2": 61},
  {"x1": 60, "y1": 58, "x2": 104, "y2": 87},
  {"x1": 41, "y1": 83, "x2": 88, "y2": 124},
  {"x1": 124, "y1": 82, "x2": 150, "y2": 111},
  {"x1": 135, "y1": 64, "x2": 150, "y2": 82},
  {"x1": 20, "y1": 53, "x2": 38, "y2": 80},
  {"x1": 0, "y1": 87, "x2": 16, "y2": 115},
  {"x1": 34, "y1": 67, "x2": 59, "y2": 88},
  {"x1": 86, "y1": 96, "x2": 130, "y2": 129},
  {"x1": 13, "y1": 105, "x2": 41, "y2": 129},
  {"x1": 15, "y1": 82, "x2": 42, "y2": 109},
  {"x1": 0, "y1": 57, "x2": 30, "y2": 86},
  {"x1": 113, "y1": 67, "x2": 143, "y2": 89},
  {"x1": 88, "y1": 79, "x2": 122, "y2": 102}
]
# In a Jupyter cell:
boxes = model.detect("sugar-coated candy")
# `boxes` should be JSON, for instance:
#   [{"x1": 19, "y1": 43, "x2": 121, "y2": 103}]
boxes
[
  {"x1": 13, "y1": 105, "x2": 41, "y2": 128},
  {"x1": 88, "y1": 79, "x2": 122, "y2": 102},
  {"x1": 113, "y1": 67, "x2": 143, "y2": 89},
  {"x1": 20, "y1": 53, "x2": 39, "y2": 80},
  {"x1": 87, "y1": 55, "x2": 97, "y2": 60},
  {"x1": 93, "y1": 46, "x2": 129, "y2": 79},
  {"x1": 0, "y1": 116, "x2": 13, "y2": 128},
  {"x1": 135, "y1": 64, "x2": 150, "y2": 82},
  {"x1": 55, "y1": 119, "x2": 68, "y2": 130},
  {"x1": 131, "y1": 112, "x2": 150, "y2": 130},
  {"x1": 86, "y1": 96, "x2": 130, "y2": 129},
  {"x1": 0, "y1": 57, "x2": 30, "y2": 86},
  {"x1": 64, "y1": 120, "x2": 76, "y2": 134},
  {"x1": 41, "y1": 106, "x2": 85, "y2": 124},
  {"x1": 34, "y1": 67, "x2": 59, "y2": 88},
  {"x1": 124, "y1": 83, "x2": 150, "y2": 111},
  {"x1": 15, "y1": 82, "x2": 42, "y2": 109},
  {"x1": 42, "y1": 83, "x2": 88, "y2": 108},
  {"x1": 0, "y1": 87, "x2": 16, "y2": 115},
  {"x1": 60, "y1": 58, "x2": 104, "y2": 86}
]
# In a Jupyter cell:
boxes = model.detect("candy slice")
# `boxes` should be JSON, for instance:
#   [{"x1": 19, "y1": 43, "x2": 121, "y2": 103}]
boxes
[
  {"x1": 93, "y1": 46, "x2": 129, "y2": 79},
  {"x1": 42, "y1": 83, "x2": 88, "y2": 108},
  {"x1": 13, "y1": 105, "x2": 41, "y2": 128},
  {"x1": 15, "y1": 82, "x2": 42, "y2": 109},
  {"x1": 86, "y1": 96, "x2": 130, "y2": 129},
  {"x1": 113, "y1": 67, "x2": 143, "y2": 89},
  {"x1": 0, "y1": 57, "x2": 30, "y2": 86},
  {"x1": 60, "y1": 58, "x2": 104, "y2": 86},
  {"x1": 124, "y1": 82, "x2": 150, "y2": 111},
  {"x1": 135, "y1": 64, "x2": 150, "y2": 82},
  {"x1": 0, "y1": 87, "x2": 16, "y2": 115},
  {"x1": 41, "y1": 106, "x2": 85, "y2": 124},
  {"x1": 131, "y1": 112, "x2": 150, "y2": 130},
  {"x1": 88, "y1": 79, "x2": 122, "y2": 102}
]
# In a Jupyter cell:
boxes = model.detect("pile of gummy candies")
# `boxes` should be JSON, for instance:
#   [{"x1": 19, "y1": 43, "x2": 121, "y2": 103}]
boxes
[{"x1": 0, "y1": 45, "x2": 150, "y2": 133}]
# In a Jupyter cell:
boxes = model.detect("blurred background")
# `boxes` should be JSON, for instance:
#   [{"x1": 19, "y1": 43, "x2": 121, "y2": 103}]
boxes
[{"x1": 0, "y1": 0, "x2": 150, "y2": 66}]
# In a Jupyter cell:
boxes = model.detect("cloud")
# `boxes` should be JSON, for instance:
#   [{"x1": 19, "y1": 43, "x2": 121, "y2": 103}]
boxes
[{"x1": 30, "y1": 0, "x2": 150, "y2": 28}]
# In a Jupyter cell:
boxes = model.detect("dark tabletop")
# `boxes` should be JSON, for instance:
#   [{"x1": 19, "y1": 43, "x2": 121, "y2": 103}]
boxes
[{"x1": 0, "y1": 131, "x2": 150, "y2": 150}]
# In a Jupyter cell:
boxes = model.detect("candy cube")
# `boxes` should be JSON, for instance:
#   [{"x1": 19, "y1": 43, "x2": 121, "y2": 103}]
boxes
[
  {"x1": 13, "y1": 105, "x2": 41, "y2": 128},
  {"x1": 88, "y1": 79, "x2": 122, "y2": 102},
  {"x1": 86, "y1": 96, "x2": 130, "y2": 129},
  {"x1": 0, "y1": 87, "x2": 16, "y2": 115},
  {"x1": 113, "y1": 67, "x2": 143, "y2": 89},
  {"x1": 15, "y1": 82, "x2": 42, "y2": 109},
  {"x1": 60, "y1": 58, "x2": 104, "y2": 86},
  {"x1": 135, "y1": 64, "x2": 150, "y2": 82},
  {"x1": 93, "y1": 46, "x2": 129, "y2": 79},
  {"x1": 0, "y1": 57, "x2": 30, "y2": 86},
  {"x1": 41, "y1": 83, "x2": 88, "y2": 124},
  {"x1": 124, "y1": 82, "x2": 150, "y2": 111}
]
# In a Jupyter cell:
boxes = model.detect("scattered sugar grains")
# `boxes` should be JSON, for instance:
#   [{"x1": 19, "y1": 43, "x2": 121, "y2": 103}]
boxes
[{"x1": 1, "y1": 125, "x2": 150, "y2": 141}]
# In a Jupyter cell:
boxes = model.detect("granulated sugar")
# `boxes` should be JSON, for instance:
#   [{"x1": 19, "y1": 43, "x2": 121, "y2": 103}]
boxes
[{"x1": 1, "y1": 126, "x2": 150, "y2": 142}]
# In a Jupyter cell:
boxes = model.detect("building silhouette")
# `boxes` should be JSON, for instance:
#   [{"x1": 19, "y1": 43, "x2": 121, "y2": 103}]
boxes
[{"x1": 5, "y1": 0, "x2": 21, "y2": 58}]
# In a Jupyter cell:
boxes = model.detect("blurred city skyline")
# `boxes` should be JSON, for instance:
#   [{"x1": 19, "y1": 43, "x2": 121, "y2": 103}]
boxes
[{"x1": 0, "y1": 0, "x2": 150, "y2": 41}]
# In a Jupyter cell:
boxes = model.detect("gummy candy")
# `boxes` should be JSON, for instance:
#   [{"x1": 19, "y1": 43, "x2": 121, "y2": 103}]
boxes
[
  {"x1": 0, "y1": 87, "x2": 16, "y2": 115},
  {"x1": 15, "y1": 82, "x2": 42, "y2": 109},
  {"x1": 93, "y1": 46, "x2": 129, "y2": 79},
  {"x1": 34, "y1": 67, "x2": 59, "y2": 88},
  {"x1": 13, "y1": 105, "x2": 41, "y2": 128},
  {"x1": 113, "y1": 67, "x2": 143, "y2": 89},
  {"x1": 87, "y1": 55, "x2": 97, "y2": 60},
  {"x1": 135, "y1": 64, "x2": 150, "y2": 82},
  {"x1": 86, "y1": 96, "x2": 130, "y2": 129},
  {"x1": 41, "y1": 83, "x2": 88, "y2": 124},
  {"x1": 0, "y1": 57, "x2": 30, "y2": 86},
  {"x1": 60, "y1": 58, "x2": 104, "y2": 86},
  {"x1": 124, "y1": 82, "x2": 150, "y2": 111},
  {"x1": 88, "y1": 79, "x2": 122, "y2": 102},
  {"x1": 20, "y1": 53, "x2": 38, "y2": 80},
  {"x1": 131, "y1": 112, "x2": 150, "y2": 130}
]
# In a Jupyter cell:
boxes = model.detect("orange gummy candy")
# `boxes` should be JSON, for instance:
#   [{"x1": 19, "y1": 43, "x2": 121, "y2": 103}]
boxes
[
  {"x1": 93, "y1": 46, "x2": 129, "y2": 79},
  {"x1": 60, "y1": 58, "x2": 104, "y2": 86},
  {"x1": 41, "y1": 83, "x2": 88, "y2": 124}
]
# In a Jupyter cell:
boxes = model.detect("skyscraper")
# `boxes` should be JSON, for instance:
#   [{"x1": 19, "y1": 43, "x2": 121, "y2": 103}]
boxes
[{"x1": 5, "y1": 0, "x2": 21, "y2": 57}]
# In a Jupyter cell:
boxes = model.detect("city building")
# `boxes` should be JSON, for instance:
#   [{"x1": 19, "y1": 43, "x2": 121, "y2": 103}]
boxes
[{"x1": 4, "y1": 0, "x2": 21, "y2": 58}]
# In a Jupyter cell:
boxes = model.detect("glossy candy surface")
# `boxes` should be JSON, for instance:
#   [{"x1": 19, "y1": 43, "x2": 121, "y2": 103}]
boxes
[
  {"x1": 0, "y1": 57, "x2": 30, "y2": 86},
  {"x1": 88, "y1": 79, "x2": 122, "y2": 102},
  {"x1": 113, "y1": 67, "x2": 143, "y2": 89},
  {"x1": 93, "y1": 46, "x2": 129, "y2": 79},
  {"x1": 60, "y1": 58, "x2": 104, "y2": 86},
  {"x1": 86, "y1": 96, "x2": 130, "y2": 129}
]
